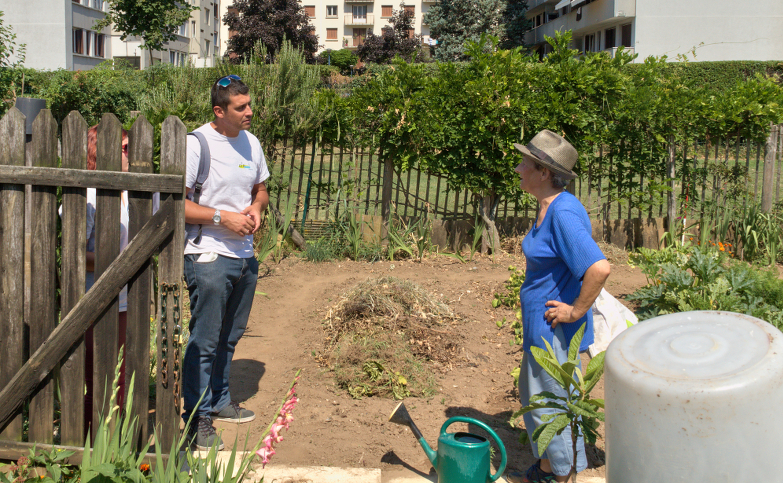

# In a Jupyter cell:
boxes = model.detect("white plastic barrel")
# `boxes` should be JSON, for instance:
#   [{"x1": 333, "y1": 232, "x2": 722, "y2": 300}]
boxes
[{"x1": 604, "y1": 311, "x2": 783, "y2": 482}]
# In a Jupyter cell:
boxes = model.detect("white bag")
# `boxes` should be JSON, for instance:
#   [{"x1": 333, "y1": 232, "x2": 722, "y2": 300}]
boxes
[{"x1": 588, "y1": 288, "x2": 638, "y2": 357}]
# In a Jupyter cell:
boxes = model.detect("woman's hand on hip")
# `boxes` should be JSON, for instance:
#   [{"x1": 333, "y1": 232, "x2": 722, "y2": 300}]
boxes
[{"x1": 544, "y1": 300, "x2": 581, "y2": 328}]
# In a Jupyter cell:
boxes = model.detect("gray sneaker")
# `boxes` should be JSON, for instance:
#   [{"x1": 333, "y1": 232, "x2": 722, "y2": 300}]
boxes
[
  {"x1": 188, "y1": 416, "x2": 224, "y2": 451},
  {"x1": 211, "y1": 401, "x2": 256, "y2": 423}
]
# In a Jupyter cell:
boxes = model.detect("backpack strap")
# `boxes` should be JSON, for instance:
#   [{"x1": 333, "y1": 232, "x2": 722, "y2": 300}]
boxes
[{"x1": 187, "y1": 131, "x2": 211, "y2": 244}]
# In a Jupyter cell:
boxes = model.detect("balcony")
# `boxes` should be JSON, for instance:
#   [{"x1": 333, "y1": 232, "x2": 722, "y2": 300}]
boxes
[
  {"x1": 345, "y1": 0, "x2": 373, "y2": 3},
  {"x1": 421, "y1": 0, "x2": 439, "y2": 3},
  {"x1": 345, "y1": 14, "x2": 374, "y2": 26},
  {"x1": 524, "y1": 0, "x2": 635, "y2": 46},
  {"x1": 527, "y1": 0, "x2": 559, "y2": 10}
]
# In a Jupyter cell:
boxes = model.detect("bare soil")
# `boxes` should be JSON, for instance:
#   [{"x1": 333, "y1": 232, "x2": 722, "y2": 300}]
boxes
[{"x1": 217, "y1": 252, "x2": 648, "y2": 479}]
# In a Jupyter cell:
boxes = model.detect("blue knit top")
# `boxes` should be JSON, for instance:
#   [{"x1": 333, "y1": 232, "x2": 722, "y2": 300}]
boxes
[{"x1": 520, "y1": 191, "x2": 605, "y2": 353}]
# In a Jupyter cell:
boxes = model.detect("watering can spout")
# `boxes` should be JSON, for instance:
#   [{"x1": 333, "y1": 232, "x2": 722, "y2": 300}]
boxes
[{"x1": 389, "y1": 402, "x2": 438, "y2": 466}]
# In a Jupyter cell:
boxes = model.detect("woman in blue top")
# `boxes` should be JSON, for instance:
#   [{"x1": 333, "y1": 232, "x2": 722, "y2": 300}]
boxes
[{"x1": 507, "y1": 130, "x2": 611, "y2": 483}]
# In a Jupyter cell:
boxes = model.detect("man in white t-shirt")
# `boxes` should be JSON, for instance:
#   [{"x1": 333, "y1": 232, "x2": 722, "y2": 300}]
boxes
[{"x1": 182, "y1": 75, "x2": 269, "y2": 450}]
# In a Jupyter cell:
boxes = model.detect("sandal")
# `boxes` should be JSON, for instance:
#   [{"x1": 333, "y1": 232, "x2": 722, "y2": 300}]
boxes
[{"x1": 506, "y1": 460, "x2": 556, "y2": 483}]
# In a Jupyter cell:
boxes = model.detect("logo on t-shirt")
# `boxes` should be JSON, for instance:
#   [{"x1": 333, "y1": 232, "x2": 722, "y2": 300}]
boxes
[{"x1": 237, "y1": 163, "x2": 253, "y2": 169}]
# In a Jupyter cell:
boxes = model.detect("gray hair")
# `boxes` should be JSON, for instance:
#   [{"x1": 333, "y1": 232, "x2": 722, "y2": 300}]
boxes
[{"x1": 532, "y1": 162, "x2": 571, "y2": 190}]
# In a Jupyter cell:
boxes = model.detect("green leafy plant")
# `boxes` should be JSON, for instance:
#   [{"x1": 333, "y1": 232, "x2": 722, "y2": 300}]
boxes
[
  {"x1": 386, "y1": 215, "x2": 416, "y2": 261},
  {"x1": 628, "y1": 242, "x2": 783, "y2": 328},
  {"x1": 255, "y1": 198, "x2": 296, "y2": 264},
  {"x1": 510, "y1": 324, "x2": 605, "y2": 483},
  {"x1": 492, "y1": 265, "x2": 526, "y2": 308}
]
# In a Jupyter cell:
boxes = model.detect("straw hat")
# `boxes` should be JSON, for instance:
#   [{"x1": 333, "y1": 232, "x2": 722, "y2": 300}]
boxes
[{"x1": 513, "y1": 130, "x2": 578, "y2": 180}]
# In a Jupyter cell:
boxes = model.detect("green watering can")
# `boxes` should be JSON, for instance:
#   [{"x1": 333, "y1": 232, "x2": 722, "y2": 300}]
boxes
[{"x1": 389, "y1": 402, "x2": 507, "y2": 483}]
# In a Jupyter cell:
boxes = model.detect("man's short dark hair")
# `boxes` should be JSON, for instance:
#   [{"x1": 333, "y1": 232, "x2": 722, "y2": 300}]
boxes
[{"x1": 211, "y1": 77, "x2": 250, "y2": 110}]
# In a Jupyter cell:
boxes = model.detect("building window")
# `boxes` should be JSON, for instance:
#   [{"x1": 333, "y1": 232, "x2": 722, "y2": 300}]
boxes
[
  {"x1": 326, "y1": 5, "x2": 338, "y2": 17},
  {"x1": 205, "y1": 9, "x2": 210, "y2": 25},
  {"x1": 205, "y1": 39, "x2": 211, "y2": 56},
  {"x1": 406, "y1": 28, "x2": 415, "y2": 39},
  {"x1": 73, "y1": 29, "x2": 84, "y2": 54},
  {"x1": 96, "y1": 34, "x2": 105, "y2": 57},
  {"x1": 584, "y1": 33, "x2": 594, "y2": 53},
  {"x1": 179, "y1": 22, "x2": 188, "y2": 36},
  {"x1": 381, "y1": 5, "x2": 393, "y2": 17},
  {"x1": 305, "y1": 5, "x2": 315, "y2": 17},
  {"x1": 352, "y1": 5, "x2": 367, "y2": 20},
  {"x1": 85, "y1": 30, "x2": 94, "y2": 56},
  {"x1": 191, "y1": 20, "x2": 196, "y2": 38},
  {"x1": 621, "y1": 23, "x2": 632, "y2": 47},
  {"x1": 403, "y1": 5, "x2": 415, "y2": 15},
  {"x1": 170, "y1": 50, "x2": 186, "y2": 66},
  {"x1": 326, "y1": 28, "x2": 338, "y2": 40},
  {"x1": 604, "y1": 27, "x2": 615, "y2": 49}
]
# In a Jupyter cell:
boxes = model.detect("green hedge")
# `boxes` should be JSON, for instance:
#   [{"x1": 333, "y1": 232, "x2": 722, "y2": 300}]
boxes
[{"x1": 624, "y1": 60, "x2": 783, "y2": 91}]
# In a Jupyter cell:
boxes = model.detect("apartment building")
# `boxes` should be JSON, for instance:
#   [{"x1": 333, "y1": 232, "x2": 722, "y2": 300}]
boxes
[
  {"x1": 112, "y1": 0, "x2": 222, "y2": 69},
  {"x1": 5, "y1": 0, "x2": 222, "y2": 71},
  {"x1": 299, "y1": 0, "x2": 438, "y2": 51},
  {"x1": 525, "y1": 0, "x2": 783, "y2": 62},
  {"x1": 4, "y1": 0, "x2": 112, "y2": 71}
]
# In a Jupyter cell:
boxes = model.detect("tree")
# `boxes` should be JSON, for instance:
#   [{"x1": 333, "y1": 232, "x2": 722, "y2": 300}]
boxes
[
  {"x1": 224, "y1": 0, "x2": 319, "y2": 63},
  {"x1": 499, "y1": 0, "x2": 532, "y2": 50},
  {"x1": 423, "y1": 0, "x2": 505, "y2": 61},
  {"x1": 94, "y1": 0, "x2": 196, "y2": 58},
  {"x1": 0, "y1": 10, "x2": 26, "y2": 113},
  {"x1": 356, "y1": 3, "x2": 422, "y2": 64},
  {"x1": 0, "y1": 11, "x2": 25, "y2": 69}
]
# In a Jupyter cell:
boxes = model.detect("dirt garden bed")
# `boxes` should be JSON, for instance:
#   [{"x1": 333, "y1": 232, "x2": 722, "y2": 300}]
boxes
[{"x1": 215, "y1": 251, "x2": 648, "y2": 479}]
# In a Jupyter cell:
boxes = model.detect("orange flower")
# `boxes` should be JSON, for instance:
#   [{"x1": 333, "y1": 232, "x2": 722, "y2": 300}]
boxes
[
  {"x1": 718, "y1": 242, "x2": 725, "y2": 251},
  {"x1": 140, "y1": 464, "x2": 150, "y2": 472}
]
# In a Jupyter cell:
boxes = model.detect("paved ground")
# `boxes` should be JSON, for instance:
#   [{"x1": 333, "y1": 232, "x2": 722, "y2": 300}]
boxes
[{"x1": 198, "y1": 451, "x2": 607, "y2": 483}]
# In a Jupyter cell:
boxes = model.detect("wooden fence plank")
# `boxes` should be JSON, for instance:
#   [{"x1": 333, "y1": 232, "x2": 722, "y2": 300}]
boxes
[
  {"x1": 0, "y1": 199, "x2": 177, "y2": 432},
  {"x1": 60, "y1": 110, "x2": 89, "y2": 446},
  {"x1": 0, "y1": 166, "x2": 182, "y2": 192},
  {"x1": 29, "y1": 109, "x2": 58, "y2": 444},
  {"x1": 380, "y1": 152, "x2": 393, "y2": 241},
  {"x1": 0, "y1": 107, "x2": 26, "y2": 442},
  {"x1": 666, "y1": 138, "x2": 676, "y2": 233},
  {"x1": 126, "y1": 115, "x2": 154, "y2": 450},
  {"x1": 156, "y1": 115, "x2": 187, "y2": 450},
  {"x1": 92, "y1": 114, "x2": 123, "y2": 436},
  {"x1": 762, "y1": 124, "x2": 778, "y2": 212}
]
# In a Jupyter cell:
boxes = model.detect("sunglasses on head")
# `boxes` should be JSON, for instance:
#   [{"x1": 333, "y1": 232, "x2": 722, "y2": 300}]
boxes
[{"x1": 217, "y1": 74, "x2": 241, "y2": 87}]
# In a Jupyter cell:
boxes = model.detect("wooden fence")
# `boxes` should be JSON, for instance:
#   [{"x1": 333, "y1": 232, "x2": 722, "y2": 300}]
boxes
[
  {"x1": 0, "y1": 108, "x2": 186, "y2": 460},
  {"x1": 266, "y1": 125, "x2": 782, "y2": 245}
]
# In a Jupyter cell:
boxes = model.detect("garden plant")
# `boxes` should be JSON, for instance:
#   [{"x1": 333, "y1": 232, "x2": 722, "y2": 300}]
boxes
[{"x1": 510, "y1": 324, "x2": 605, "y2": 483}]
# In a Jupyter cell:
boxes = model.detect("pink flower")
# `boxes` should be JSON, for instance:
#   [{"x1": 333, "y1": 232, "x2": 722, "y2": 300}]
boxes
[
  {"x1": 256, "y1": 445, "x2": 276, "y2": 468},
  {"x1": 283, "y1": 412, "x2": 294, "y2": 425},
  {"x1": 270, "y1": 423, "x2": 285, "y2": 443}
]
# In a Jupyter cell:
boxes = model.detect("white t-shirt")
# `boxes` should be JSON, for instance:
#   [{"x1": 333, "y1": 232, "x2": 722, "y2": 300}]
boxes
[{"x1": 184, "y1": 123, "x2": 269, "y2": 258}]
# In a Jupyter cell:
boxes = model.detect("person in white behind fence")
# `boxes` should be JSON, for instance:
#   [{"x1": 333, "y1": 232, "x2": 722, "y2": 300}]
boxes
[{"x1": 182, "y1": 74, "x2": 270, "y2": 451}]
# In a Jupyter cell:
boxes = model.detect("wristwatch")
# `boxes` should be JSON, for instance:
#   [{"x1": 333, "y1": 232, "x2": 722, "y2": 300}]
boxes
[{"x1": 212, "y1": 209, "x2": 221, "y2": 225}]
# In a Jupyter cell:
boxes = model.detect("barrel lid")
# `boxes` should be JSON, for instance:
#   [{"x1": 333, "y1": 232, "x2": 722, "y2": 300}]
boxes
[{"x1": 610, "y1": 311, "x2": 777, "y2": 380}]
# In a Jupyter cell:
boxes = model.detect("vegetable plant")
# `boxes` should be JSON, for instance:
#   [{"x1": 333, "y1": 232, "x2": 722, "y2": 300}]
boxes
[{"x1": 510, "y1": 323, "x2": 605, "y2": 483}]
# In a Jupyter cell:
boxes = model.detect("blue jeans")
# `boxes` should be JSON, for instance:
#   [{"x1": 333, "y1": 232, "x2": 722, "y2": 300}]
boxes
[
  {"x1": 183, "y1": 253, "x2": 258, "y2": 420},
  {"x1": 519, "y1": 325, "x2": 587, "y2": 477}
]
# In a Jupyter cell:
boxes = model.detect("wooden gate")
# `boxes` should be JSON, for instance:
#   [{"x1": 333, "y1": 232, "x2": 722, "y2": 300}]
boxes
[{"x1": 0, "y1": 107, "x2": 186, "y2": 458}]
